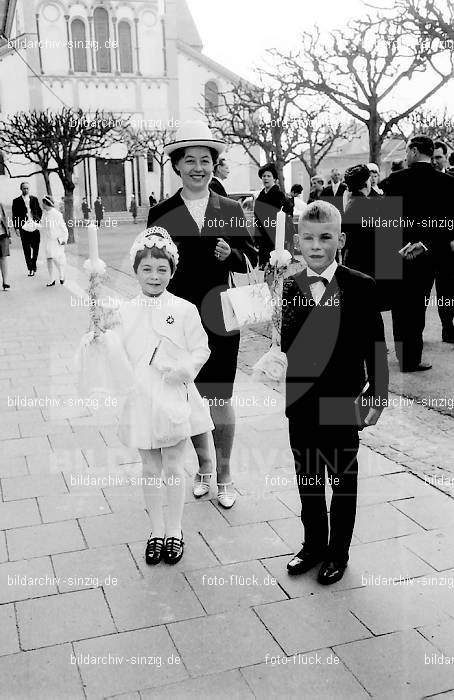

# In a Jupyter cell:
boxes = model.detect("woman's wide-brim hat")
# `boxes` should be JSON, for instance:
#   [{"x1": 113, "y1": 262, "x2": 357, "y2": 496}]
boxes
[{"x1": 163, "y1": 120, "x2": 225, "y2": 157}]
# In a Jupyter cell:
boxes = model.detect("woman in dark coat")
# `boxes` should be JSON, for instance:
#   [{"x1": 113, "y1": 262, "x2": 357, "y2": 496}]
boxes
[
  {"x1": 147, "y1": 121, "x2": 257, "y2": 508},
  {"x1": 342, "y1": 164, "x2": 392, "y2": 311},
  {"x1": 253, "y1": 163, "x2": 294, "y2": 268}
]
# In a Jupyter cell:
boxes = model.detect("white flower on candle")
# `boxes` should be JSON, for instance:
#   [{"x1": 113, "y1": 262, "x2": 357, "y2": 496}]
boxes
[{"x1": 269, "y1": 249, "x2": 292, "y2": 268}]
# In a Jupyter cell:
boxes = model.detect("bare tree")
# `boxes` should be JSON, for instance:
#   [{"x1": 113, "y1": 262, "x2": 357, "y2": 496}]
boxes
[
  {"x1": 274, "y1": 9, "x2": 454, "y2": 166},
  {"x1": 0, "y1": 107, "x2": 128, "y2": 242},
  {"x1": 0, "y1": 111, "x2": 56, "y2": 194},
  {"x1": 294, "y1": 103, "x2": 358, "y2": 177},
  {"x1": 206, "y1": 74, "x2": 307, "y2": 190},
  {"x1": 120, "y1": 126, "x2": 174, "y2": 201},
  {"x1": 399, "y1": 107, "x2": 454, "y2": 149}
]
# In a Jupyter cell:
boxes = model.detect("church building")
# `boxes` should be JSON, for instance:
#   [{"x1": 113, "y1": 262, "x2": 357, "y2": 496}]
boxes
[{"x1": 0, "y1": 0, "x2": 256, "y2": 217}]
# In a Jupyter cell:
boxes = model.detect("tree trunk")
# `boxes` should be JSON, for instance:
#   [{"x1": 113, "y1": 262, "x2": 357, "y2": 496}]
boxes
[
  {"x1": 159, "y1": 160, "x2": 165, "y2": 201},
  {"x1": 42, "y1": 169, "x2": 53, "y2": 196},
  {"x1": 63, "y1": 183, "x2": 75, "y2": 244},
  {"x1": 368, "y1": 110, "x2": 382, "y2": 168}
]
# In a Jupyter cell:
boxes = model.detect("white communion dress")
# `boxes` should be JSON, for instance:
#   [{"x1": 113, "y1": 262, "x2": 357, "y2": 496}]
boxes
[
  {"x1": 39, "y1": 207, "x2": 68, "y2": 262},
  {"x1": 77, "y1": 290, "x2": 214, "y2": 450}
]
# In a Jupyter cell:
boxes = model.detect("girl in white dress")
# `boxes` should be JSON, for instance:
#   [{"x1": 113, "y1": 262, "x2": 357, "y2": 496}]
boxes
[
  {"x1": 114, "y1": 227, "x2": 213, "y2": 565},
  {"x1": 39, "y1": 195, "x2": 69, "y2": 286}
]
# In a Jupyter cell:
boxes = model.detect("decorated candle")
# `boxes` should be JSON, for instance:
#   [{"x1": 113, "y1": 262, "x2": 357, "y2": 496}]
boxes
[
  {"x1": 275, "y1": 210, "x2": 286, "y2": 253},
  {"x1": 87, "y1": 222, "x2": 99, "y2": 263}
]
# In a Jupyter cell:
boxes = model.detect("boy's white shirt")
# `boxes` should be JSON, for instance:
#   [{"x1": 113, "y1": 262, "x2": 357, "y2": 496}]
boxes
[{"x1": 306, "y1": 260, "x2": 338, "y2": 304}]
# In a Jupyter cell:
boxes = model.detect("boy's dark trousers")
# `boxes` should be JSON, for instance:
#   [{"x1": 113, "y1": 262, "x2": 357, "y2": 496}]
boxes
[
  {"x1": 288, "y1": 419, "x2": 359, "y2": 565},
  {"x1": 20, "y1": 229, "x2": 40, "y2": 272}
]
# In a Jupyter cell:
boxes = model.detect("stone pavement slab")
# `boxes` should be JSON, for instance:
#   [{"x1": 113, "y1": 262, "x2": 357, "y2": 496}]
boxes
[
  {"x1": 38, "y1": 490, "x2": 110, "y2": 522},
  {"x1": 0, "y1": 498, "x2": 40, "y2": 530},
  {"x1": 104, "y1": 577, "x2": 204, "y2": 631},
  {"x1": 74, "y1": 626, "x2": 187, "y2": 698},
  {"x1": 52, "y1": 543, "x2": 142, "y2": 592},
  {"x1": 0, "y1": 557, "x2": 57, "y2": 603},
  {"x1": 16, "y1": 588, "x2": 116, "y2": 649},
  {"x1": 240, "y1": 650, "x2": 369, "y2": 699},
  {"x1": 0, "y1": 643, "x2": 84, "y2": 699},
  {"x1": 334, "y1": 630, "x2": 454, "y2": 699},
  {"x1": 78, "y1": 510, "x2": 151, "y2": 547},
  {"x1": 0, "y1": 531, "x2": 6, "y2": 562},
  {"x1": 185, "y1": 559, "x2": 287, "y2": 613},
  {"x1": 402, "y1": 530, "x2": 454, "y2": 571},
  {"x1": 392, "y1": 493, "x2": 454, "y2": 531},
  {"x1": 211, "y1": 493, "x2": 293, "y2": 525},
  {"x1": 168, "y1": 608, "x2": 282, "y2": 676},
  {"x1": 139, "y1": 669, "x2": 254, "y2": 699},
  {"x1": 200, "y1": 522, "x2": 290, "y2": 564},
  {"x1": 0, "y1": 456, "x2": 28, "y2": 478},
  {"x1": 254, "y1": 596, "x2": 371, "y2": 655},
  {"x1": 354, "y1": 502, "x2": 425, "y2": 542},
  {"x1": 1, "y1": 472, "x2": 68, "y2": 501},
  {"x1": 333, "y1": 581, "x2": 449, "y2": 635},
  {"x1": 0, "y1": 604, "x2": 19, "y2": 656},
  {"x1": 7, "y1": 520, "x2": 86, "y2": 561}
]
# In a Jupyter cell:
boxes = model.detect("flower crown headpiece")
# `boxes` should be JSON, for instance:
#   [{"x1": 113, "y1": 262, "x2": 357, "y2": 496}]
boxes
[{"x1": 129, "y1": 226, "x2": 179, "y2": 267}]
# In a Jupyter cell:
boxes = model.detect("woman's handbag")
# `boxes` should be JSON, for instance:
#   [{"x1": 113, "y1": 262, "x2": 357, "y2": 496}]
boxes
[{"x1": 220, "y1": 255, "x2": 273, "y2": 332}]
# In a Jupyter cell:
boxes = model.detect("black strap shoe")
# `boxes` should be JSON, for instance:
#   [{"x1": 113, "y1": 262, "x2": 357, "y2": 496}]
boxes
[
  {"x1": 317, "y1": 560, "x2": 347, "y2": 585},
  {"x1": 145, "y1": 535, "x2": 165, "y2": 565},
  {"x1": 163, "y1": 532, "x2": 184, "y2": 565},
  {"x1": 287, "y1": 547, "x2": 326, "y2": 576}
]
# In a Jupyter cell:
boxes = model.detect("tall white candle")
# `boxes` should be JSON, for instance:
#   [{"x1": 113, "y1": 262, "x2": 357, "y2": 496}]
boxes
[
  {"x1": 87, "y1": 222, "x2": 99, "y2": 263},
  {"x1": 275, "y1": 210, "x2": 286, "y2": 253}
]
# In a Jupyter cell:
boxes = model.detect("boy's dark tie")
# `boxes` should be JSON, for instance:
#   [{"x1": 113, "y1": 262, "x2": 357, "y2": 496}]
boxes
[{"x1": 309, "y1": 276, "x2": 328, "y2": 286}]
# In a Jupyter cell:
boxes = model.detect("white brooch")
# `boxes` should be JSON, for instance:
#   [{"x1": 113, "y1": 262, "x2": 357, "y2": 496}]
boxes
[{"x1": 166, "y1": 315, "x2": 175, "y2": 324}]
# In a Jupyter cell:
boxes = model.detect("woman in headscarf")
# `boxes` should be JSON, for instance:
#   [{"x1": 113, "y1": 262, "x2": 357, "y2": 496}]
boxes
[{"x1": 146, "y1": 121, "x2": 257, "y2": 508}]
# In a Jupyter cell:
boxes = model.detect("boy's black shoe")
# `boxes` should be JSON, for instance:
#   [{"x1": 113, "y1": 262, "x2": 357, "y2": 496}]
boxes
[
  {"x1": 317, "y1": 560, "x2": 347, "y2": 585},
  {"x1": 287, "y1": 548, "x2": 325, "y2": 576},
  {"x1": 163, "y1": 532, "x2": 184, "y2": 565},
  {"x1": 401, "y1": 362, "x2": 432, "y2": 373},
  {"x1": 145, "y1": 535, "x2": 165, "y2": 565}
]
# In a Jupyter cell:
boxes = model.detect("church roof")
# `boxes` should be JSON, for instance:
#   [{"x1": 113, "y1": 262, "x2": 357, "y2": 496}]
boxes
[{"x1": 177, "y1": 0, "x2": 203, "y2": 51}]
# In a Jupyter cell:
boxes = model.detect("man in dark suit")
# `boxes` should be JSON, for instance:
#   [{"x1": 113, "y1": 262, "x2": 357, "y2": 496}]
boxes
[
  {"x1": 12, "y1": 182, "x2": 42, "y2": 276},
  {"x1": 209, "y1": 157, "x2": 229, "y2": 197},
  {"x1": 282, "y1": 201, "x2": 388, "y2": 584},
  {"x1": 320, "y1": 168, "x2": 347, "y2": 213},
  {"x1": 381, "y1": 135, "x2": 454, "y2": 362},
  {"x1": 431, "y1": 142, "x2": 454, "y2": 341}
]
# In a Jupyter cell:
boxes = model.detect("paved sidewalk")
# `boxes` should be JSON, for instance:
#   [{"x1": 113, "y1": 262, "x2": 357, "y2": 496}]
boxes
[{"x1": 1, "y1": 247, "x2": 454, "y2": 699}]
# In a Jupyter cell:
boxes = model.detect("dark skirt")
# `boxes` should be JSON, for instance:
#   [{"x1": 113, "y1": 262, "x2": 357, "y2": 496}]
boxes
[
  {"x1": 0, "y1": 236, "x2": 10, "y2": 258},
  {"x1": 195, "y1": 327, "x2": 240, "y2": 401}
]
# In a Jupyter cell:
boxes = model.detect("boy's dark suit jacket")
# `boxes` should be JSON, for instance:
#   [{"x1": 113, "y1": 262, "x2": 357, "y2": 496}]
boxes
[
  {"x1": 12, "y1": 195, "x2": 42, "y2": 231},
  {"x1": 281, "y1": 265, "x2": 389, "y2": 429}
]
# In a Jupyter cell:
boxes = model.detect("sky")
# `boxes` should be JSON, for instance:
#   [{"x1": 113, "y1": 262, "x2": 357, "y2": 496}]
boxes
[{"x1": 186, "y1": 0, "x2": 451, "y2": 111}]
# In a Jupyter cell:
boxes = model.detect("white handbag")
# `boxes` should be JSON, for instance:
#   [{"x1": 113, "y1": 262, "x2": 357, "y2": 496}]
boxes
[{"x1": 220, "y1": 255, "x2": 273, "y2": 332}]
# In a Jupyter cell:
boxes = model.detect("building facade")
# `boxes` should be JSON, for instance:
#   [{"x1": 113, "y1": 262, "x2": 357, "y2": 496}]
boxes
[{"x1": 0, "y1": 0, "x2": 256, "y2": 217}]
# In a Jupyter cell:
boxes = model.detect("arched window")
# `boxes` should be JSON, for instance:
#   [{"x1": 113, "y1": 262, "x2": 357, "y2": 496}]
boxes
[
  {"x1": 204, "y1": 81, "x2": 219, "y2": 115},
  {"x1": 0, "y1": 152, "x2": 5, "y2": 176},
  {"x1": 118, "y1": 21, "x2": 133, "y2": 73},
  {"x1": 94, "y1": 7, "x2": 111, "y2": 72},
  {"x1": 71, "y1": 19, "x2": 88, "y2": 72}
]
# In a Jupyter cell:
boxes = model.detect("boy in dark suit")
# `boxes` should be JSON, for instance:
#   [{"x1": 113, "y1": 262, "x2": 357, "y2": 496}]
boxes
[{"x1": 282, "y1": 201, "x2": 389, "y2": 584}]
